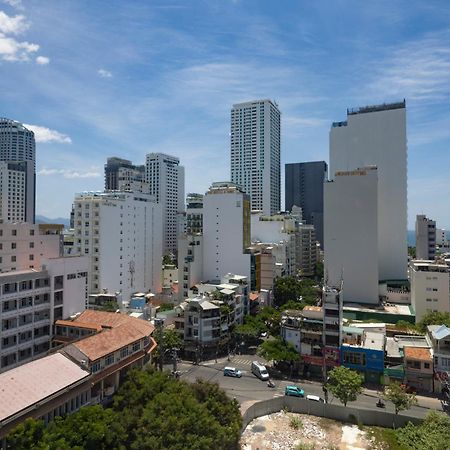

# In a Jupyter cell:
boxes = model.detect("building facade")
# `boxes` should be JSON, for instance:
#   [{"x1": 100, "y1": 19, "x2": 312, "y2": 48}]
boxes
[
  {"x1": 324, "y1": 167, "x2": 379, "y2": 304},
  {"x1": 0, "y1": 118, "x2": 35, "y2": 223},
  {"x1": 104, "y1": 157, "x2": 147, "y2": 193},
  {"x1": 0, "y1": 256, "x2": 89, "y2": 372},
  {"x1": 285, "y1": 161, "x2": 327, "y2": 246},
  {"x1": 329, "y1": 101, "x2": 407, "y2": 281},
  {"x1": 416, "y1": 215, "x2": 436, "y2": 260},
  {"x1": 410, "y1": 260, "x2": 450, "y2": 323},
  {"x1": 73, "y1": 192, "x2": 162, "y2": 300},
  {"x1": 186, "y1": 193, "x2": 203, "y2": 234},
  {"x1": 203, "y1": 182, "x2": 251, "y2": 282},
  {"x1": 230, "y1": 100, "x2": 281, "y2": 215},
  {"x1": 145, "y1": 153, "x2": 185, "y2": 255}
]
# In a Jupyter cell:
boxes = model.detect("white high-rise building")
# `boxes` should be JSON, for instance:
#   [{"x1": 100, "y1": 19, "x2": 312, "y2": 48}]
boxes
[
  {"x1": 416, "y1": 215, "x2": 436, "y2": 260},
  {"x1": 73, "y1": 191, "x2": 163, "y2": 300},
  {"x1": 145, "y1": 153, "x2": 185, "y2": 255},
  {"x1": 230, "y1": 99, "x2": 281, "y2": 215},
  {"x1": 324, "y1": 168, "x2": 379, "y2": 304},
  {"x1": 329, "y1": 101, "x2": 407, "y2": 280},
  {"x1": 0, "y1": 119, "x2": 35, "y2": 223},
  {"x1": 203, "y1": 182, "x2": 251, "y2": 282}
]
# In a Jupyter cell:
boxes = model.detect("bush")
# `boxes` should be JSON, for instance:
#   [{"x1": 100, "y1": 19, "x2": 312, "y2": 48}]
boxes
[{"x1": 289, "y1": 415, "x2": 303, "y2": 430}]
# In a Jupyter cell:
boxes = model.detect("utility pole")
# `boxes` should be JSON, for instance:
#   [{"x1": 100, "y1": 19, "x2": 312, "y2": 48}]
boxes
[
  {"x1": 154, "y1": 318, "x2": 165, "y2": 371},
  {"x1": 172, "y1": 347, "x2": 179, "y2": 378}
]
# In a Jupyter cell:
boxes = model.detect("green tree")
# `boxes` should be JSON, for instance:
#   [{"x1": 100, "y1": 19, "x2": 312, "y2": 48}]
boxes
[
  {"x1": 162, "y1": 254, "x2": 173, "y2": 266},
  {"x1": 257, "y1": 337, "x2": 300, "y2": 365},
  {"x1": 6, "y1": 417, "x2": 46, "y2": 450},
  {"x1": 408, "y1": 246, "x2": 416, "y2": 259},
  {"x1": 396, "y1": 410, "x2": 450, "y2": 450},
  {"x1": 258, "y1": 307, "x2": 281, "y2": 336},
  {"x1": 418, "y1": 311, "x2": 450, "y2": 332},
  {"x1": 384, "y1": 382, "x2": 418, "y2": 415},
  {"x1": 99, "y1": 300, "x2": 119, "y2": 312},
  {"x1": 153, "y1": 328, "x2": 183, "y2": 370},
  {"x1": 273, "y1": 276, "x2": 301, "y2": 307},
  {"x1": 327, "y1": 366, "x2": 363, "y2": 407}
]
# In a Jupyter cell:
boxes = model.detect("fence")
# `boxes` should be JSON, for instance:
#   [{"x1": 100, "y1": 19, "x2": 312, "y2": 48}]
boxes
[{"x1": 241, "y1": 397, "x2": 423, "y2": 431}]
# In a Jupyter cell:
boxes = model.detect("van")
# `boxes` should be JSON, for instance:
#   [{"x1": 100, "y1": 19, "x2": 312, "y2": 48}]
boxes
[
  {"x1": 306, "y1": 394, "x2": 324, "y2": 403},
  {"x1": 251, "y1": 361, "x2": 269, "y2": 380}
]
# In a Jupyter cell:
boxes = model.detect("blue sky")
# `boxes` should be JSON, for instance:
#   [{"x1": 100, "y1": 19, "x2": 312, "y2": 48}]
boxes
[{"x1": 1, "y1": 0, "x2": 450, "y2": 228}]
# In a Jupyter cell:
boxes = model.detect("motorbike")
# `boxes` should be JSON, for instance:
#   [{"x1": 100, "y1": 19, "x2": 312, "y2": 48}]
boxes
[
  {"x1": 267, "y1": 379, "x2": 275, "y2": 388},
  {"x1": 376, "y1": 399, "x2": 385, "y2": 408}
]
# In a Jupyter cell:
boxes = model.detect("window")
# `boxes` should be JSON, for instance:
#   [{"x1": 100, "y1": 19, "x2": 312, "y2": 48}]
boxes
[
  {"x1": 29, "y1": 242, "x2": 34, "y2": 248},
  {"x1": 105, "y1": 354, "x2": 114, "y2": 366},
  {"x1": 30, "y1": 229, "x2": 35, "y2": 236},
  {"x1": 132, "y1": 341, "x2": 140, "y2": 352},
  {"x1": 407, "y1": 361, "x2": 421, "y2": 369},
  {"x1": 343, "y1": 352, "x2": 366, "y2": 366},
  {"x1": 12, "y1": 229, "x2": 17, "y2": 236},
  {"x1": 11, "y1": 255, "x2": 16, "y2": 262},
  {"x1": 424, "y1": 363, "x2": 430, "y2": 369},
  {"x1": 120, "y1": 347, "x2": 129, "y2": 359},
  {"x1": 92, "y1": 361, "x2": 101, "y2": 373},
  {"x1": 29, "y1": 254, "x2": 34, "y2": 261}
]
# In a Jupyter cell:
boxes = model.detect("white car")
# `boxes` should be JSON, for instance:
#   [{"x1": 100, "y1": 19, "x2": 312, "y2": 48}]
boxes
[{"x1": 306, "y1": 394, "x2": 325, "y2": 403}]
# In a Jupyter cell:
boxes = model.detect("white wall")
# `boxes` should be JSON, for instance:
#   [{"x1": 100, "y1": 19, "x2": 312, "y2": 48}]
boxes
[
  {"x1": 330, "y1": 106, "x2": 407, "y2": 280},
  {"x1": 203, "y1": 190, "x2": 250, "y2": 282},
  {"x1": 324, "y1": 168, "x2": 379, "y2": 304},
  {"x1": 410, "y1": 262, "x2": 450, "y2": 322}
]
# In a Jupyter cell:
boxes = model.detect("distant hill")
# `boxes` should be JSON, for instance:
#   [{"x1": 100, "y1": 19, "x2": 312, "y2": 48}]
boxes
[{"x1": 35, "y1": 215, "x2": 70, "y2": 228}]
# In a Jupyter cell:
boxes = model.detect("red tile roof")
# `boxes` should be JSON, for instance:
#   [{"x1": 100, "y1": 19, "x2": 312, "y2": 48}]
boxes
[{"x1": 404, "y1": 347, "x2": 432, "y2": 361}]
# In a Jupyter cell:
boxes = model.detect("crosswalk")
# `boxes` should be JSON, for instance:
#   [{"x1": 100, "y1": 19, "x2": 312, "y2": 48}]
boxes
[{"x1": 231, "y1": 357, "x2": 254, "y2": 366}]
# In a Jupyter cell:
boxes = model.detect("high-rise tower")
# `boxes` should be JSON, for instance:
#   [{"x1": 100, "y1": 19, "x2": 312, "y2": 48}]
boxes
[
  {"x1": 145, "y1": 153, "x2": 185, "y2": 256},
  {"x1": 0, "y1": 118, "x2": 35, "y2": 223},
  {"x1": 329, "y1": 101, "x2": 407, "y2": 281},
  {"x1": 230, "y1": 99, "x2": 281, "y2": 215}
]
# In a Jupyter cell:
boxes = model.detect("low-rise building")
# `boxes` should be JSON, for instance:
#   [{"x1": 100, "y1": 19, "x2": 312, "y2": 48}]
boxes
[
  {"x1": 0, "y1": 353, "x2": 91, "y2": 442},
  {"x1": 403, "y1": 346, "x2": 433, "y2": 392},
  {"x1": 341, "y1": 329, "x2": 385, "y2": 384},
  {"x1": 427, "y1": 324, "x2": 450, "y2": 392},
  {"x1": 58, "y1": 310, "x2": 156, "y2": 404},
  {"x1": 410, "y1": 260, "x2": 450, "y2": 323}
]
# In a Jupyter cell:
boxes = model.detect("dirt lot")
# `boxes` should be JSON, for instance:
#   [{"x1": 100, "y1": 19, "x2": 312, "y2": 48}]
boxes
[{"x1": 241, "y1": 411, "x2": 383, "y2": 450}]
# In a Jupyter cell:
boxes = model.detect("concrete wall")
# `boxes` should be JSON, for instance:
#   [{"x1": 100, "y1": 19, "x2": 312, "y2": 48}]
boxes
[
  {"x1": 241, "y1": 396, "x2": 422, "y2": 432},
  {"x1": 324, "y1": 168, "x2": 379, "y2": 304}
]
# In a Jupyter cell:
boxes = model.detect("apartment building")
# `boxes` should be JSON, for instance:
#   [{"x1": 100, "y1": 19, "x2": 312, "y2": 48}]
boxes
[
  {"x1": 203, "y1": 182, "x2": 251, "y2": 282},
  {"x1": 72, "y1": 191, "x2": 162, "y2": 300},
  {"x1": 416, "y1": 215, "x2": 436, "y2": 260},
  {"x1": 145, "y1": 153, "x2": 185, "y2": 255},
  {"x1": 0, "y1": 118, "x2": 35, "y2": 223},
  {"x1": 410, "y1": 260, "x2": 450, "y2": 322},
  {"x1": 104, "y1": 157, "x2": 147, "y2": 193},
  {"x1": 178, "y1": 233, "x2": 203, "y2": 300},
  {"x1": 403, "y1": 346, "x2": 433, "y2": 392},
  {"x1": 230, "y1": 99, "x2": 281, "y2": 215},
  {"x1": 285, "y1": 161, "x2": 327, "y2": 246},
  {"x1": 427, "y1": 324, "x2": 450, "y2": 391},
  {"x1": 0, "y1": 256, "x2": 89, "y2": 372},
  {"x1": 186, "y1": 193, "x2": 203, "y2": 234},
  {"x1": 0, "y1": 222, "x2": 63, "y2": 273}
]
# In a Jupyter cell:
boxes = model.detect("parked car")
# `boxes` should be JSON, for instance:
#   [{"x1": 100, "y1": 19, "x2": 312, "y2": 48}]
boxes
[
  {"x1": 306, "y1": 394, "x2": 324, "y2": 403},
  {"x1": 223, "y1": 367, "x2": 242, "y2": 378},
  {"x1": 285, "y1": 385, "x2": 305, "y2": 397}
]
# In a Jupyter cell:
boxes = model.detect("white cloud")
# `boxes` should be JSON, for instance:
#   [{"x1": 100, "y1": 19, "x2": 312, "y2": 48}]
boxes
[
  {"x1": 0, "y1": 11, "x2": 45, "y2": 62},
  {"x1": 35, "y1": 55, "x2": 49, "y2": 65},
  {"x1": 23, "y1": 124, "x2": 72, "y2": 144},
  {"x1": 0, "y1": 10, "x2": 28, "y2": 34},
  {"x1": 1, "y1": 0, "x2": 24, "y2": 10},
  {"x1": 368, "y1": 30, "x2": 450, "y2": 103},
  {"x1": 97, "y1": 68, "x2": 112, "y2": 78},
  {"x1": 38, "y1": 168, "x2": 102, "y2": 179}
]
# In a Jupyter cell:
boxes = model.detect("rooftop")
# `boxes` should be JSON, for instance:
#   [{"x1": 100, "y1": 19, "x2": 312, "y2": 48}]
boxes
[
  {"x1": 347, "y1": 100, "x2": 405, "y2": 116},
  {"x1": 362, "y1": 331, "x2": 385, "y2": 351},
  {"x1": 0, "y1": 353, "x2": 90, "y2": 422},
  {"x1": 404, "y1": 347, "x2": 432, "y2": 361},
  {"x1": 63, "y1": 310, "x2": 154, "y2": 362},
  {"x1": 428, "y1": 324, "x2": 450, "y2": 340}
]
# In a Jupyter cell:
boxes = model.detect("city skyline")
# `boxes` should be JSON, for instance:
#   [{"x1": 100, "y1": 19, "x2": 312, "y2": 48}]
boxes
[{"x1": 1, "y1": 1, "x2": 450, "y2": 227}]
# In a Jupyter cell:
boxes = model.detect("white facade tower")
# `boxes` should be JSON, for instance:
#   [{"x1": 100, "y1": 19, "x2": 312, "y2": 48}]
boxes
[
  {"x1": 0, "y1": 119, "x2": 35, "y2": 223},
  {"x1": 329, "y1": 101, "x2": 407, "y2": 281},
  {"x1": 231, "y1": 100, "x2": 281, "y2": 215},
  {"x1": 202, "y1": 182, "x2": 251, "y2": 282},
  {"x1": 324, "y1": 168, "x2": 379, "y2": 304},
  {"x1": 145, "y1": 153, "x2": 185, "y2": 256}
]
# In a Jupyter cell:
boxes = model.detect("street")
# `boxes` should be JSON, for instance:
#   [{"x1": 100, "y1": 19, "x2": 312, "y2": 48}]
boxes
[{"x1": 166, "y1": 353, "x2": 445, "y2": 419}]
